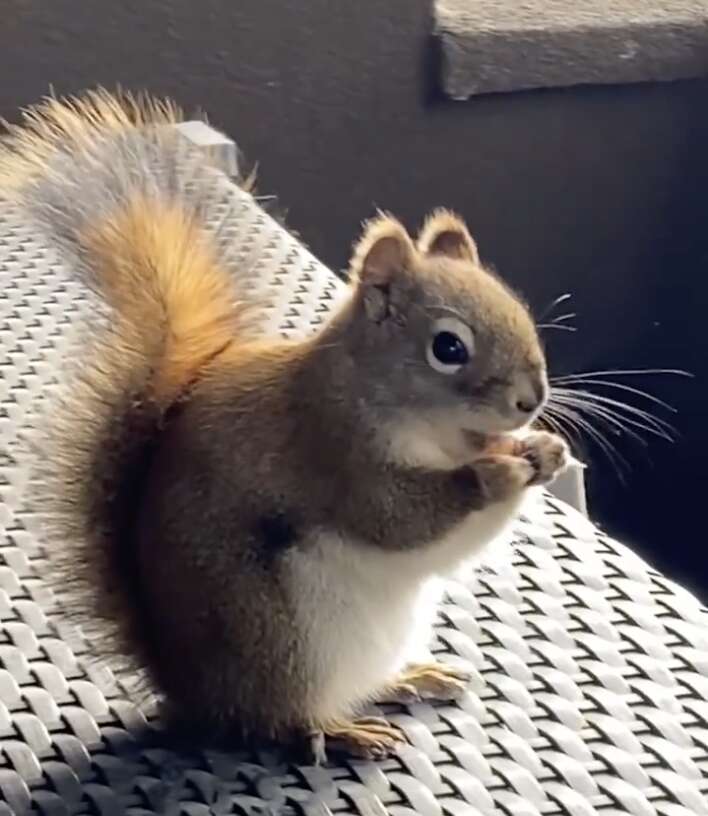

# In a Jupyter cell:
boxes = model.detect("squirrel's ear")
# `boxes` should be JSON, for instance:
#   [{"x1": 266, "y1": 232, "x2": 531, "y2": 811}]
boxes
[
  {"x1": 418, "y1": 209, "x2": 479, "y2": 264},
  {"x1": 350, "y1": 214, "x2": 415, "y2": 321}
]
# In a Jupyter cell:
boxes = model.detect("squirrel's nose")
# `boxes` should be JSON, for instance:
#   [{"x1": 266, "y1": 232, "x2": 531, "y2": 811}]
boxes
[
  {"x1": 514, "y1": 374, "x2": 547, "y2": 416},
  {"x1": 516, "y1": 397, "x2": 539, "y2": 414}
]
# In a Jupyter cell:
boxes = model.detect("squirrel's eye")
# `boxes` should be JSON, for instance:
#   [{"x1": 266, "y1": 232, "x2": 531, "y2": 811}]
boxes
[
  {"x1": 432, "y1": 332, "x2": 468, "y2": 365},
  {"x1": 427, "y1": 317, "x2": 474, "y2": 374}
]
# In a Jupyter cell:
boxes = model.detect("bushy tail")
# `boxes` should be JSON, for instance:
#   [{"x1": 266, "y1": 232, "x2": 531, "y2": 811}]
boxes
[{"x1": 0, "y1": 89, "x2": 252, "y2": 677}]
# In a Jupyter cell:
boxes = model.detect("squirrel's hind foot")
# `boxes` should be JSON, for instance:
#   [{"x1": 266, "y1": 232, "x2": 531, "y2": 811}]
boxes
[
  {"x1": 381, "y1": 661, "x2": 471, "y2": 703},
  {"x1": 325, "y1": 716, "x2": 406, "y2": 760},
  {"x1": 297, "y1": 716, "x2": 405, "y2": 764}
]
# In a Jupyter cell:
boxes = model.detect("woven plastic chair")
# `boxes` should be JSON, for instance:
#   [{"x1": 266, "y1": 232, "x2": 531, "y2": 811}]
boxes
[{"x1": 0, "y1": 127, "x2": 706, "y2": 816}]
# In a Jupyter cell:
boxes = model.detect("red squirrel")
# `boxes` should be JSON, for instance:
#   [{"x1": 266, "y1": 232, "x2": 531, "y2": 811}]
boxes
[{"x1": 0, "y1": 90, "x2": 568, "y2": 762}]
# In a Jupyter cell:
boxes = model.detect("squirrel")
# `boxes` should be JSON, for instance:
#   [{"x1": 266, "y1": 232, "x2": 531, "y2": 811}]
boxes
[{"x1": 1, "y1": 90, "x2": 568, "y2": 762}]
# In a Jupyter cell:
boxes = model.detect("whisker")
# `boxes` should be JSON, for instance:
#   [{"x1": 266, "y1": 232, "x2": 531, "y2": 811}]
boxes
[
  {"x1": 552, "y1": 368, "x2": 692, "y2": 382},
  {"x1": 551, "y1": 392, "x2": 669, "y2": 444},
  {"x1": 538, "y1": 409, "x2": 571, "y2": 442},
  {"x1": 538, "y1": 292, "x2": 572, "y2": 323},
  {"x1": 540, "y1": 405, "x2": 575, "y2": 441},
  {"x1": 539, "y1": 410, "x2": 562, "y2": 433},
  {"x1": 551, "y1": 395, "x2": 644, "y2": 442},
  {"x1": 538, "y1": 323, "x2": 577, "y2": 333},
  {"x1": 551, "y1": 378, "x2": 678, "y2": 413},
  {"x1": 542, "y1": 407, "x2": 591, "y2": 459},
  {"x1": 550, "y1": 312, "x2": 577, "y2": 325},
  {"x1": 552, "y1": 387, "x2": 676, "y2": 436},
  {"x1": 574, "y1": 421, "x2": 628, "y2": 480},
  {"x1": 547, "y1": 402, "x2": 617, "y2": 455},
  {"x1": 546, "y1": 403, "x2": 629, "y2": 481},
  {"x1": 551, "y1": 388, "x2": 671, "y2": 434}
]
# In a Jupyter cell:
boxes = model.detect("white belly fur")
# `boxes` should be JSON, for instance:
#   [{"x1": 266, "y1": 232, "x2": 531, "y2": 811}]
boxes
[{"x1": 284, "y1": 491, "x2": 523, "y2": 722}]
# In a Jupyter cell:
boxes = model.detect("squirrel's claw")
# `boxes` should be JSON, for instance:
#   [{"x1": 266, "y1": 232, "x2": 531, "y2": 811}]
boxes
[{"x1": 297, "y1": 728, "x2": 328, "y2": 766}]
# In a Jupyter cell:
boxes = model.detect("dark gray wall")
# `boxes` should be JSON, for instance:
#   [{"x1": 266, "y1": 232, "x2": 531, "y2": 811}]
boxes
[{"x1": 2, "y1": 1, "x2": 707, "y2": 592}]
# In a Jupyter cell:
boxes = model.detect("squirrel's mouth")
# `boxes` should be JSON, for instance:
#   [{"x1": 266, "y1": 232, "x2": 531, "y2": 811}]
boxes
[{"x1": 460, "y1": 410, "x2": 534, "y2": 436}]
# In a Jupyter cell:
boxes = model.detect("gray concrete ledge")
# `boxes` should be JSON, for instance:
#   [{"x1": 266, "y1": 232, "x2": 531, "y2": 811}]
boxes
[{"x1": 436, "y1": 0, "x2": 708, "y2": 98}]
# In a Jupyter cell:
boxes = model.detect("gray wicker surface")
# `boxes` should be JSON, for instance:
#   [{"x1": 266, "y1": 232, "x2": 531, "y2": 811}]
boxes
[{"x1": 1, "y1": 167, "x2": 708, "y2": 816}]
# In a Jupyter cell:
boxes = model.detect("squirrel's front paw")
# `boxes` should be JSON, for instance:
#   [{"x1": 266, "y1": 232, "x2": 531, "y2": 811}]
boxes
[
  {"x1": 518, "y1": 431, "x2": 569, "y2": 486},
  {"x1": 472, "y1": 454, "x2": 535, "y2": 502}
]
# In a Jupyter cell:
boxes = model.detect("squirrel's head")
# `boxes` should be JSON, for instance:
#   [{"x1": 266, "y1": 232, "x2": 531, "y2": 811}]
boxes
[{"x1": 344, "y1": 211, "x2": 547, "y2": 449}]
